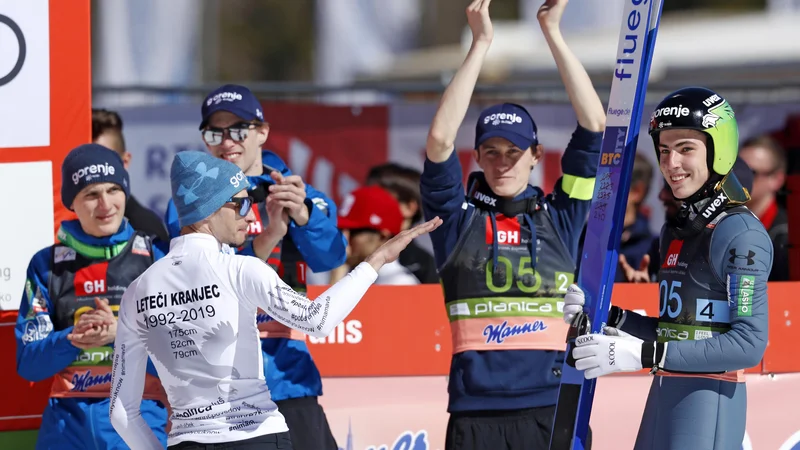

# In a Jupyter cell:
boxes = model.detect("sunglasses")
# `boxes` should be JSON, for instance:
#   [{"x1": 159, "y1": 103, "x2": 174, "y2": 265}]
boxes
[
  {"x1": 226, "y1": 196, "x2": 254, "y2": 217},
  {"x1": 202, "y1": 122, "x2": 257, "y2": 146}
]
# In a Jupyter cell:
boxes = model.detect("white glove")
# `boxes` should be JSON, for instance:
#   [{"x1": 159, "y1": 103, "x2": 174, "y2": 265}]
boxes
[
  {"x1": 563, "y1": 283, "x2": 585, "y2": 324},
  {"x1": 562, "y1": 284, "x2": 625, "y2": 327},
  {"x1": 572, "y1": 327, "x2": 643, "y2": 379}
]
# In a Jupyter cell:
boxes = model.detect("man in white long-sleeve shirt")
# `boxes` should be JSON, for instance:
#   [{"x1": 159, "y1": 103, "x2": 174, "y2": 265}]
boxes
[{"x1": 109, "y1": 150, "x2": 441, "y2": 450}]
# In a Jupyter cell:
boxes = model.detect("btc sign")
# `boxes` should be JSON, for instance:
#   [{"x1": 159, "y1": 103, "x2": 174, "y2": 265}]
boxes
[{"x1": 601, "y1": 152, "x2": 621, "y2": 166}]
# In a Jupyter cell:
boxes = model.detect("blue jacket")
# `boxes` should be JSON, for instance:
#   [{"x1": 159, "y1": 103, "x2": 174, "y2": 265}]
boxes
[
  {"x1": 421, "y1": 124, "x2": 603, "y2": 411},
  {"x1": 164, "y1": 150, "x2": 347, "y2": 401},
  {"x1": 15, "y1": 220, "x2": 165, "y2": 383}
]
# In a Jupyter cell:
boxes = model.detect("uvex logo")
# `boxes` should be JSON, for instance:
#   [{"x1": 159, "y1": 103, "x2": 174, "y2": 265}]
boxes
[
  {"x1": 701, "y1": 192, "x2": 727, "y2": 218},
  {"x1": 486, "y1": 216, "x2": 521, "y2": 245},
  {"x1": 474, "y1": 191, "x2": 497, "y2": 207},
  {"x1": 74, "y1": 262, "x2": 109, "y2": 297},
  {"x1": 662, "y1": 240, "x2": 684, "y2": 268},
  {"x1": 703, "y1": 94, "x2": 722, "y2": 107}
]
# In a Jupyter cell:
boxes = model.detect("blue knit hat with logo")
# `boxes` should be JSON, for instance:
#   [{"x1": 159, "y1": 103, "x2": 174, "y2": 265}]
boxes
[
  {"x1": 61, "y1": 143, "x2": 130, "y2": 209},
  {"x1": 170, "y1": 151, "x2": 251, "y2": 227}
]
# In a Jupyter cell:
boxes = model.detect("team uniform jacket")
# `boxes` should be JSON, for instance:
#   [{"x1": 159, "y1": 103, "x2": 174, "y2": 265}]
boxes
[
  {"x1": 15, "y1": 220, "x2": 168, "y2": 450},
  {"x1": 421, "y1": 125, "x2": 603, "y2": 412},
  {"x1": 619, "y1": 206, "x2": 772, "y2": 450}
]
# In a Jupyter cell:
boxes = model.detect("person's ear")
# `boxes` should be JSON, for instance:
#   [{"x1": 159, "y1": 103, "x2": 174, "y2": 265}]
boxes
[
  {"x1": 399, "y1": 200, "x2": 418, "y2": 221},
  {"x1": 256, "y1": 123, "x2": 270, "y2": 146},
  {"x1": 531, "y1": 144, "x2": 544, "y2": 167}
]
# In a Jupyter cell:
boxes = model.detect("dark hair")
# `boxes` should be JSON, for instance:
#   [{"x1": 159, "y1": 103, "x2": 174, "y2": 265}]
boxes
[
  {"x1": 741, "y1": 134, "x2": 787, "y2": 174},
  {"x1": 365, "y1": 163, "x2": 422, "y2": 223},
  {"x1": 631, "y1": 153, "x2": 654, "y2": 200},
  {"x1": 91, "y1": 108, "x2": 126, "y2": 154}
]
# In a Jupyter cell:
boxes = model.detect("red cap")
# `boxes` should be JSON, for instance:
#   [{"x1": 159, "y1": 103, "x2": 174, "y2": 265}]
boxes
[{"x1": 338, "y1": 186, "x2": 404, "y2": 236}]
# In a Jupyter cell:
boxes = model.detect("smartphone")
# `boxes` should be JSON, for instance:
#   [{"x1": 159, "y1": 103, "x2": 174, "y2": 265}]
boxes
[{"x1": 263, "y1": 164, "x2": 281, "y2": 175}]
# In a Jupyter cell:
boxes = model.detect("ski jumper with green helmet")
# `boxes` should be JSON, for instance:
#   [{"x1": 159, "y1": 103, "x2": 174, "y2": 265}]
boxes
[
  {"x1": 421, "y1": 103, "x2": 603, "y2": 413},
  {"x1": 608, "y1": 87, "x2": 773, "y2": 450}
]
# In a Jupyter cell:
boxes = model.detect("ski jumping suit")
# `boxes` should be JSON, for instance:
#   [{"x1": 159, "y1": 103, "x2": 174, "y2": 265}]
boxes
[
  {"x1": 617, "y1": 206, "x2": 772, "y2": 450},
  {"x1": 421, "y1": 125, "x2": 601, "y2": 449},
  {"x1": 15, "y1": 220, "x2": 168, "y2": 450},
  {"x1": 165, "y1": 150, "x2": 346, "y2": 450}
]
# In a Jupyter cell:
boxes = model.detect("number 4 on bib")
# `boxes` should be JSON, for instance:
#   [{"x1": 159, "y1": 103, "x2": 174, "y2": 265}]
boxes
[{"x1": 699, "y1": 302, "x2": 714, "y2": 320}]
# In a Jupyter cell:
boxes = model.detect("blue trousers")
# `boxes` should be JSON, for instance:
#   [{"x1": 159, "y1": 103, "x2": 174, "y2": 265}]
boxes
[
  {"x1": 36, "y1": 397, "x2": 167, "y2": 450},
  {"x1": 635, "y1": 376, "x2": 746, "y2": 450}
]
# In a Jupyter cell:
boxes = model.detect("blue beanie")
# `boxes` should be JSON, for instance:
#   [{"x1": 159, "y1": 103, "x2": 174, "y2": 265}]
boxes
[
  {"x1": 61, "y1": 144, "x2": 130, "y2": 209},
  {"x1": 170, "y1": 151, "x2": 251, "y2": 227}
]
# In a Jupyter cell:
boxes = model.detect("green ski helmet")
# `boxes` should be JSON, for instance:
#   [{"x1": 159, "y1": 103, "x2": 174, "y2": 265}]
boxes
[
  {"x1": 648, "y1": 87, "x2": 749, "y2": 205},
  {"x1": 648, "y1": 86, "x2": 738, "y2": 176}
]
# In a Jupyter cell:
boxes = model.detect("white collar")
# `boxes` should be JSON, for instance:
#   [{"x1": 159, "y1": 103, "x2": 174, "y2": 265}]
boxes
[{"x1": 169, "y1": 233, "x2": 233, "y2": 254}]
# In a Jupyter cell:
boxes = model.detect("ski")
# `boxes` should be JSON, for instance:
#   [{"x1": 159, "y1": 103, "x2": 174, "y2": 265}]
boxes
[{"x1": 549, "y1": 0, "x2": 665, "y2": 449}]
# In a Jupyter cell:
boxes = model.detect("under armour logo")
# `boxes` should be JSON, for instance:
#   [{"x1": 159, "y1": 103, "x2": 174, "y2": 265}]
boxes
[
  {"x1": 728, "y1": 248, "x2": 755, "y2": 266},
  {"x1": 176, "y1": 162, "x2": 219, "y2": 205}
]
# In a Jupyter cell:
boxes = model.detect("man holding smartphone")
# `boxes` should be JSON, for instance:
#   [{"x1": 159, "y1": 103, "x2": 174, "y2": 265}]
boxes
[{"x1": 164, "y1": 84, "x2": 347, "y2": 450}]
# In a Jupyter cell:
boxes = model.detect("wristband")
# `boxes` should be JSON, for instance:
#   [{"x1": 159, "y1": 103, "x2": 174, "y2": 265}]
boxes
[
  {"x1": 608, "y1": 305, "x2": 625, "y2": 328},
  {"x1": 641, "y1": 341, "x2": 666, "y2": 374}
]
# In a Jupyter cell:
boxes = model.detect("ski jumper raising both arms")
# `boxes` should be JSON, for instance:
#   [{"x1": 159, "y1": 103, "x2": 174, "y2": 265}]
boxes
[{"x1": 420, "y1": 0, "x2": 605, "y2": 448}]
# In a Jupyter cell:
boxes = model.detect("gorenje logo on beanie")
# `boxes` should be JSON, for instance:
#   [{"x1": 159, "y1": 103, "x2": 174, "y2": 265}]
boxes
[
  {"x1": 72, "y1": 163, "x2": 116, "y2": 185},
  {"x1": 229, "y1": 171, "x2": 246, "y2": 188}
]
